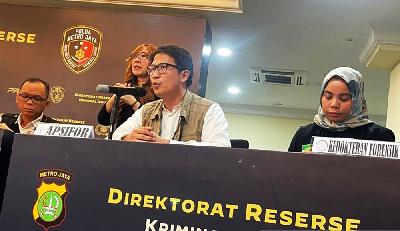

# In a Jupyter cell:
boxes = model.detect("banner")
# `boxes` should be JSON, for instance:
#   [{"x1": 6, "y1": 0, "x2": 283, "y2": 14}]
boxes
[{"x1": 1, "y1": 133, "x2": 400, "y2": 230}]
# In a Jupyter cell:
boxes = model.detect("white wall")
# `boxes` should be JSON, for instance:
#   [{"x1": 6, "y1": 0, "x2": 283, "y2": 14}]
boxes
[
  {"x1": 386, "y1": 62, "x2": 400, "y2": 141},
  {"x1": 225, "y1": 113, "x2": 311, "y2": 151}
]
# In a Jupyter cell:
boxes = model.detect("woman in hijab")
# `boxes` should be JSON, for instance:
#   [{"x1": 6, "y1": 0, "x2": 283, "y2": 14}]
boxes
[{"x1": 288, "y1": 67, "x2": 395, "y2": 152}]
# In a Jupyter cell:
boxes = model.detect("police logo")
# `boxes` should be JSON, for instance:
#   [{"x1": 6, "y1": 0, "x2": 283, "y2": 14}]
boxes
[
  {"x1": 61, "y1": 25, "x2": 102, "y2": 74},
  {"x1": 95, "y1": 124, "x2": 110, "y2": 136},
  {"x1": 50, "y1": 86, "x2": 65, "y2": 104},
  {"x1": 33, "y1": 169, "x2": 73, "y2": 230}
]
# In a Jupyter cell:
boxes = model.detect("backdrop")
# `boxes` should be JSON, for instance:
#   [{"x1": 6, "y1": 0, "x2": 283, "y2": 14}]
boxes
[{"x1": 0, "y1": 3, "x2": 210, "y2": 137}]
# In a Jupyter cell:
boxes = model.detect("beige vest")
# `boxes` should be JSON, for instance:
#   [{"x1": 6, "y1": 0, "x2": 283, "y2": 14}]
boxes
[{"x1": 142, "y1": 91, "x2": 213, "y2": 142}]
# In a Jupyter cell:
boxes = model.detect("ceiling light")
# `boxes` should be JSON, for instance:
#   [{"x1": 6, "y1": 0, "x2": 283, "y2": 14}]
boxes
[
  {"x1": 227, "y1": 86, "x2": 240, "y2": 94},
  {"x1": 202, "y1": 45, "x2": 211, "y2": 56},
  {"x1": 217, "y1": 48, "x2": 232, "y2": 56}
]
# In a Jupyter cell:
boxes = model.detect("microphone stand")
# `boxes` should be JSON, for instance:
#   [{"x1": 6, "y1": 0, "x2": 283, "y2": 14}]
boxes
[{"x1": 108, "y1": 95, "x2": 120, "y2": 140}]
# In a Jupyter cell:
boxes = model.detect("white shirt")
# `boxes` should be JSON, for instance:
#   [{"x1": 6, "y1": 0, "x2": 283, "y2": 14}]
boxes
[
  {"x1": 17, "y1": 113, "x2": 44, "y2": 134},
  {"x1": 112, "y1": 103, "x2": 231, "y2": 147}
]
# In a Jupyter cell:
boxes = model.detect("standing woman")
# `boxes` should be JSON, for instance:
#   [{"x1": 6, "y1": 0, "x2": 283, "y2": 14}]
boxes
[
  {"x1": 288, "y1": 67, "x2": 395, "y2": 152},
  {"x1": 97, "y1": 44, "x2": 159, "y2": 128}
]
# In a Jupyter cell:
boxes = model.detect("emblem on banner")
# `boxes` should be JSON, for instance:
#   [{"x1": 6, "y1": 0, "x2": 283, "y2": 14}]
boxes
[
  {"x1": 61, "y1": 25, "x2": 102, "y2": 74},
  {"x1": 50, "y1": 86, "x2": 65, "y2": 103},
  {"x1": 33, "y1": 169, "x2": 73, "y2": 230},
  {"x1": 95, "y1": 124, "x2": 109, "y2": 136}
]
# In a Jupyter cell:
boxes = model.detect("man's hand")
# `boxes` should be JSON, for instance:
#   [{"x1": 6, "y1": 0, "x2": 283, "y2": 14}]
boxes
[
  {"x1": 151, "y1": 131, "x2": 170, "y2": 144},
  {"x1": 0, "y1": 123, "x2": 12, "y2": 131},
  {"x1": 122, "y1": 126, "x2": 169, "y2": 144},
  {"x1": 123, "y1": 126, "x2": 155, "y2": 142}
]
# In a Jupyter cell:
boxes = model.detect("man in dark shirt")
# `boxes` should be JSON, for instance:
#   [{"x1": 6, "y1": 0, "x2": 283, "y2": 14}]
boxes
[{"x1": 0, "y1": 78, "x2": 57, "y2": 134}]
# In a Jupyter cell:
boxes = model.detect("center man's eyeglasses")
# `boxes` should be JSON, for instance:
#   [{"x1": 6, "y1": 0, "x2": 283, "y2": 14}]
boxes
[{"x1": 147, "y1": 63, "x2": 182, "y2": 76}]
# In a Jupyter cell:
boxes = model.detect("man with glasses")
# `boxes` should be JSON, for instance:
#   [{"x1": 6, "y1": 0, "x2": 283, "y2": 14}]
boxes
[
  {"x1": 112, "y1": 45, "x2": 230, "y2": 147},
  {"x1": 0, "y1": 78, "x2": 57, "y2": 134}
]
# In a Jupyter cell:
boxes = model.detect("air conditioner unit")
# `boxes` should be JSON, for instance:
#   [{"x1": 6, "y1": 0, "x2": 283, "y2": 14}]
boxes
[{"x1": 249, "y1": 67, "x2": 308, "y2": 86}]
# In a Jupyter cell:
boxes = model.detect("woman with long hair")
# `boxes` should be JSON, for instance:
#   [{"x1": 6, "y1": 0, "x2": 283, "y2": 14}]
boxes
[{"x1": 97, "y1": 44, "x2": 158, "y2": 128}]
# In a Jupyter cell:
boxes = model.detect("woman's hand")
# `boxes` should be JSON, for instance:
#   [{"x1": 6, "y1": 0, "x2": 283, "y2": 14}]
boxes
[
  {"x1": 105, "y1": 82, "x2": 137, "y2": 112},
  {"x1": 120, "y1": 95, "x2": 137, "y2": 106}
]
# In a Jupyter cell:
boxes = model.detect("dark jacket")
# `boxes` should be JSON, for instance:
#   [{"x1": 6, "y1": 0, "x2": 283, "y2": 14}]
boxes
[
  {"x1": 97, "y1": 103, "x2": 135, "y2": 128},
  {"x1": 288, "y1": 122, "x2": 395, "y2": 152},
  {"x1": 0, "y1": 113, "x2": 57, "y2": 133}
]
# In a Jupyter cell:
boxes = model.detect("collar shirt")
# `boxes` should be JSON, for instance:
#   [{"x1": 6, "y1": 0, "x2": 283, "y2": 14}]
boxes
[
  {"x1": 17, "y1": 113, "x2": 44, "y2": 135},
  {"x1": 160, "y1": 101, "x2": 182, "y2": 140}
]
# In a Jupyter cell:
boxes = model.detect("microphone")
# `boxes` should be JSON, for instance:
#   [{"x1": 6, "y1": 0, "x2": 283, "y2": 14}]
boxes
[{"x1": 96, "y1": 84, "x2": 146, "y2": 97}]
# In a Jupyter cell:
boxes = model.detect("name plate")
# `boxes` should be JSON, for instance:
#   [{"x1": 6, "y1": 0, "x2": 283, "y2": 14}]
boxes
[
  {"x1": 312, "y1": 136, "x2": 399, "y2": 160},
  {"x1": 34, "y1": 123, "x2": 94, "y2": 138}
]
